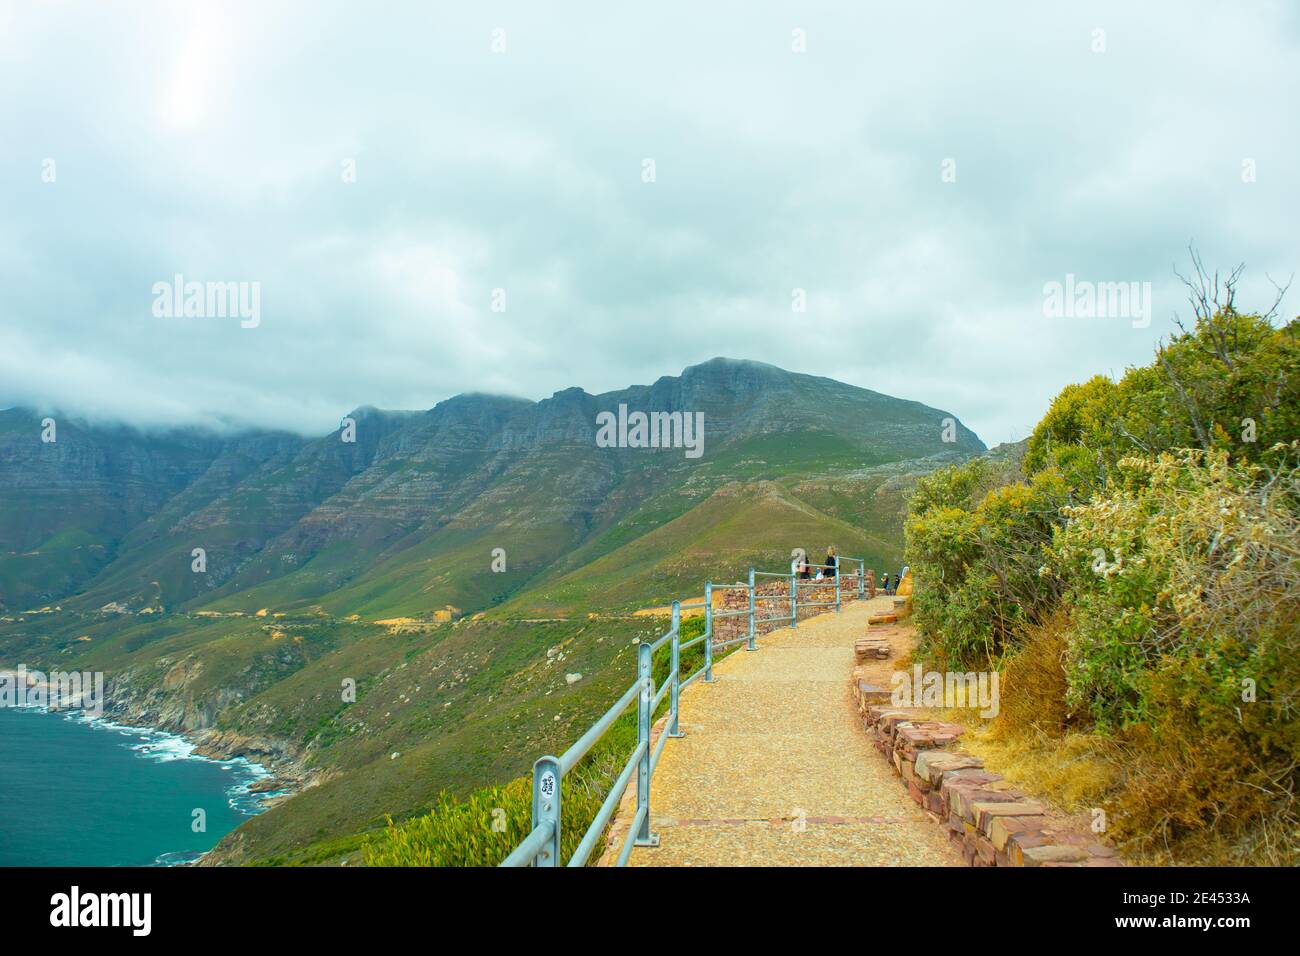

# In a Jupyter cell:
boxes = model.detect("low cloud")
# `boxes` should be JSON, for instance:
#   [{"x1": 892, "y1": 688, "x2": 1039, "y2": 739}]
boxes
[{"x1": 1, "y1": 1, "x2": 1296, "y2": 442}]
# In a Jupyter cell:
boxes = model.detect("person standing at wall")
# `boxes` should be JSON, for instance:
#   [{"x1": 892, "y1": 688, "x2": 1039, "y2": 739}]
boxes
[{"x1": 791, "y1": 547, "x2": 810, "y2": 580}]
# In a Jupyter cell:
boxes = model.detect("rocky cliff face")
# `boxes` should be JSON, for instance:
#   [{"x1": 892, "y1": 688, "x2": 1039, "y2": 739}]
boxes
[
  {"x1": 0, "y1": 415, "x2": 208, "y2": 550},
  {"x1": 97, "y1": 651, "x2": 317, "y2": 806},
  {"x1": 1, "y1": 359, "x2": 982, "y2": 616}
]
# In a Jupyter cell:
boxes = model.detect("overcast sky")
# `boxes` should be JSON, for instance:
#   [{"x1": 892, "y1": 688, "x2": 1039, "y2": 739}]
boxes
[{"x1": 2, "y1": 1, "x2": 1297, "y2": 446}]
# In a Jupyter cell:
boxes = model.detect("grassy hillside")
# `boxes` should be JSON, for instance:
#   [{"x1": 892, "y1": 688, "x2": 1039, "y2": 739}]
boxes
[
  {"x1": 0, "y1": 358, "x2": 986, "y2": 864},
  {"x1": 500, "y1": 478, "x2": 902, "y2": 615},
  {"x1": 207, "y1": 614, "x2": 662, "y2": 863}
]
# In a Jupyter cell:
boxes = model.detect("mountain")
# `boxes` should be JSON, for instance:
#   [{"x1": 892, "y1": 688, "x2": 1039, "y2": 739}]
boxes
[
  {"x1": 0, "y1": 358, "x2": 984, "y2": 862},
  {"x1": 2, "y1": 359, "x2": 981, "y2": 617}
]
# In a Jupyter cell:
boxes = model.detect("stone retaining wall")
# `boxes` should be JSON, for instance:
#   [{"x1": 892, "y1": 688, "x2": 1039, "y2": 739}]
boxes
[
  {"x1": 850, "y1": 677, "x2": 1122, "y2": 867},
  {"x1": 711, "y1": 571, "x2": 874, "y2": 646}
]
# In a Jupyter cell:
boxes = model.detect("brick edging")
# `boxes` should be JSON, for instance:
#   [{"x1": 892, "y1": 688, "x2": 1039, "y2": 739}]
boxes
[{"x1": 850, "y1": 677, "x2": 1123, "y2": 867}]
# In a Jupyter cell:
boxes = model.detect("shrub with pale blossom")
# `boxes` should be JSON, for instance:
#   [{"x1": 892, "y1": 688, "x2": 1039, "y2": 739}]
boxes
[{"x1": 1053, "y1": 445, "x2": 1299, "y2": 728}]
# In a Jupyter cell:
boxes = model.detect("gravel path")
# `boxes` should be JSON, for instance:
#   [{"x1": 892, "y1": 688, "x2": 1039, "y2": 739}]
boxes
[{"x1": 627, "y1": 596, "x2": 961, "y2": 867}]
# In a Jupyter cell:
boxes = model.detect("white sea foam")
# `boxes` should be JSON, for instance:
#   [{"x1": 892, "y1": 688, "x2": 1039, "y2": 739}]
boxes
[
  {"x1": 3, "y1": 707, "x2": 288, "y2": 867},
  {"x1": 67, "y1": 711, "x2": 280, "y2": 813}
]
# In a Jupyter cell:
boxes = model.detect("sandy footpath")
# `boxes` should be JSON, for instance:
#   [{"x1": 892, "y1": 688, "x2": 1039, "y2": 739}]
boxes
[{"x1": 626, "y1": 596, "x2": 960, "y2": 866}]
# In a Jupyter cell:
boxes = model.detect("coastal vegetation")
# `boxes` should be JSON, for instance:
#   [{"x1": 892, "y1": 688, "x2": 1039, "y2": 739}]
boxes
[
  {"x1": 905, "y1": 272, "x2": 1299, "y2": 864},
  {"x1": 362, "y1": 616, "x2": 715, "y2": 867}
]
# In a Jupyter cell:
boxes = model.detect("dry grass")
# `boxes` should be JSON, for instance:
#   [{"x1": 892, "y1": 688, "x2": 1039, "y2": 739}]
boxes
[
  {"x1": 944, "y1": 704, "x2": 1299, "y2": 866},
  {"x1": 923, "y1": 608, "x2": 1300, "y2": 866},
  {"x1": 963, "y1": 725, "x2": 1122, "y2": 814},
  {"x1": 933, "y1": 612, "x2": 1122, "y2": 821}
]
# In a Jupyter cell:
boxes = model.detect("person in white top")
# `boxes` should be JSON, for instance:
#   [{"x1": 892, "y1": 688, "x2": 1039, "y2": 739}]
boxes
[{"x1": 790, "y1": 547, "x2": 809, "y2": 579}]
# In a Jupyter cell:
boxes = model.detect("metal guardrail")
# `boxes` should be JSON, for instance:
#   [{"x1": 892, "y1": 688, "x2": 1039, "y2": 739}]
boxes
[{"x1": 500, "y1": 557, "x2": 870, "y2": 867}]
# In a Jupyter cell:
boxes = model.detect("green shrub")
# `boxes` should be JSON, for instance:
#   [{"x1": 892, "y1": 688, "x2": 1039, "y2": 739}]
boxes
[
  {"x1": 904, "y1": 291, "x2": 1299, "y2": 863},
  {"x1": 362, "y1": 776, "x2": 607, "y2": 867},
  {"x1": 1026, "y1": 310, "x2": 1298, "y2": 479},
  {"x1": 906, "y1": 465, "x2": 1069, "y2": 667},
  {"x1": 1052, "y1": 447, "x2": 1299, "y2": 728},
  {"x1": 362, "y1": 614, "x2": 718, "y2": 866}
]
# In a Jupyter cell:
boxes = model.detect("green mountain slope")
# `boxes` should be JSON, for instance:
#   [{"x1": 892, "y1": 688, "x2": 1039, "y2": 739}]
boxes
[
  {"x1": 0, "y1": 357, "x2": 985, "y2": 863},
  {"x1": 501, "y1": 478, "x2": 904, "y2": 615}
]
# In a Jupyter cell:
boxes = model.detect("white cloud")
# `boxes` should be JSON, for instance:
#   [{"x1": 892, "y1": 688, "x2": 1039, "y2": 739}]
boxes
[{"x1": 1, "y1": 0, "x2": 1296, "y2": 443}]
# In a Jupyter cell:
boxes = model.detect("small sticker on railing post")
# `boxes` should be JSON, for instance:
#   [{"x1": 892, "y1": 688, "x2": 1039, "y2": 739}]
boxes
[{"x1": 539, "y1": 770, "x2": 557, "y2": 802}]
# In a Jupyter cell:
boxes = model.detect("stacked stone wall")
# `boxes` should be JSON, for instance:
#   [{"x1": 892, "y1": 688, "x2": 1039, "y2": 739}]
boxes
[
  {"x1": 850, "y1": 680, "x2": 1122, "y2": 867},
  {"x1": 710, "y1": 570, "x2": 874, "y2": 645}
]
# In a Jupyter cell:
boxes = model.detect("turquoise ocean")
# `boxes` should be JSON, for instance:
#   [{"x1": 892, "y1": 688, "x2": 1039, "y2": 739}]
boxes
[{"x1": 0, "y1": 707, "x2": 276, "y2": 866}]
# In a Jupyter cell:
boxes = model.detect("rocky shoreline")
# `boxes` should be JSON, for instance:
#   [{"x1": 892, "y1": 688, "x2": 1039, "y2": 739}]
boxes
[
  {"x1": 4, "y1": 649, "x2": 326, "y2": 865},
  {"x1": 91, "y1": 665, "x2": 321, "y2": 864}
]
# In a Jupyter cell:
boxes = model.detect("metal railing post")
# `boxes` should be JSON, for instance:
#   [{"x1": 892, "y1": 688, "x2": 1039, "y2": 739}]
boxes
[
  {"x1": 790, "y1": 573, "x2": 797, "y2": 628},
  {"x1": 703, "y1": 582, "x2": 715, "y2": 682},
  {"x1": 668, "y1": 600, "x2": 684, "y2": 738},
  {"x1": 531, "y1": 754, "x2": 561, "y2": 866},
  {"x1": 633, "y1": 641, "x2": 658, "y2": 847},
  {"x1": 835, "y1": 564, "x2": 841, "y2": 613},
  {"x1": 746, "y1": 567, "x2": 757, "y2": 650}
]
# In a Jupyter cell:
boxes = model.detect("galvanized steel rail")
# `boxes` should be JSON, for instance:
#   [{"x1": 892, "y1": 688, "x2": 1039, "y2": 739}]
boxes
[{"x1": 500, "y1": 557, "x2": 869, "y2": 867}]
